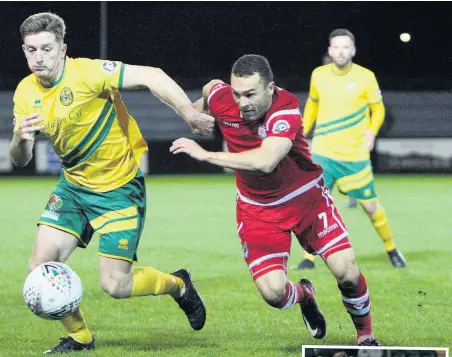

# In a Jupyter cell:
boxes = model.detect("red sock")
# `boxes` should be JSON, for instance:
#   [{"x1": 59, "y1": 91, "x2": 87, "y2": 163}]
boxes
[
  {"x1": 275, "y1": 281, "x2": 312, "y2": 310},
  {"x1": 338, "y1": 272, "x2": 373, "y2": 342}
]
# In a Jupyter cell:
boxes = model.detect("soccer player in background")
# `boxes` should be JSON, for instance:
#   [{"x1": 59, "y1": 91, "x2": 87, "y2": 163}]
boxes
[
  {"x1": 171, "y1": 54, "x2": 381, "y2": 346},
  {"x1": 10, "y1": 12, "x2": 212, "y2": 354},
  {"x1": 295, "y1": 29, "x2": 406, "y2": 270},
  {"x1": 319, "y1": 53, "x2": 359, "y2": 210}
]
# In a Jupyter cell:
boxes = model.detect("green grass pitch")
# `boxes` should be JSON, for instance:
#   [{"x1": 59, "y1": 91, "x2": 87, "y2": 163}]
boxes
[{"x1": 0, "y1": 174, "x2": 450, "y2": 356}]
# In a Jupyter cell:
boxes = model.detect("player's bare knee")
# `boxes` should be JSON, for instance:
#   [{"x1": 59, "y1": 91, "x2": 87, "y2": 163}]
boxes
[
  {"x1": 100, "y1": 278, "x2": 126, "y2": 299},
  {"x1": 336, "y1": 262, "x2": 360, "y2": 285},
  {"x1": 331, "y1": 258, "x2": 359, "y2": 285},
  {"x1": 254, "y1": 270, "x2": 287, "y2": 307},
  {"x1": 100, "y1": 271, "x2": 132, "y2": 299},
  {"x1": 326, "y1": 248, "x2": 359, "y2": 284},
  {"x1": 258, "y1": 281, "x2": 286, "y2": 307},
  {"x1": 361, "y1": 200, "x2": 377, "y2": 215},
  {"x1": 262, "y1": 287, "x2": 286, "y2": 307}
]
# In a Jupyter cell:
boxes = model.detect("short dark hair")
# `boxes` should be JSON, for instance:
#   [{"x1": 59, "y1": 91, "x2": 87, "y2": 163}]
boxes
[
  {"x1": 329, "y1": 28, "x2": 355, "y2": 45},
  {"x1": 20, "y1": 12, "x2": 66, "y2": 43},
  {"x1": 231, "y1": 54, "x2": 274, "y2": 85}
]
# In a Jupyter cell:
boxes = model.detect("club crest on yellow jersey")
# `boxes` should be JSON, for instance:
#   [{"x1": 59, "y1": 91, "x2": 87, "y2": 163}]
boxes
[{"x1": 60, "y1": 87, "x2": 74, "y2": 106}]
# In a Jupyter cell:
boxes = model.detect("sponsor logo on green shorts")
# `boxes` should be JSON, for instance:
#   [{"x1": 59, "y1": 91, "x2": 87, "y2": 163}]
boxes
[
  {"x1": 42, "y1": 195, "x2": 64, "y2": 221},
  {"x1": 118, "y1": 239, "x2": 129, "y2": 250}
]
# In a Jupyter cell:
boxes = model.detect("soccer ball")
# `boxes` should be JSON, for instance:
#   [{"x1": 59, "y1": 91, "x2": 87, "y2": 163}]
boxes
[{"x1": 23, "y1": 262, "x2": 83, "y2": 320}]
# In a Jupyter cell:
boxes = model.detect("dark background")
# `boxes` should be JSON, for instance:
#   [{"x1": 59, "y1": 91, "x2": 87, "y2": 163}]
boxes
[
  {"x1": 1, "y1": 2, "x2": 451, "y2": 90},
  {"x1": 0, "y1": 2, "x2": 451, "y2": 174}
]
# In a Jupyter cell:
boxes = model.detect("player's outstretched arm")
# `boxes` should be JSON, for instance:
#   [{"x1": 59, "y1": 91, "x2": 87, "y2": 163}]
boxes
[
  {"x1": 121, "y1": 64, "x2": 214, "y2": 136},
  {"x1": 9, "y1": 113, "x2": 45, "y2": 167},
  {"x1": 170, "y1": 136, "x2": 292, "y2": 173}
]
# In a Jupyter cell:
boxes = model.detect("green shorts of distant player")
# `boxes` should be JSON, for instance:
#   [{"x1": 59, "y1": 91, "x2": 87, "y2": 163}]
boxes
[{"x1": 312, "y1": 153, "x2": 377, "y2": 201}]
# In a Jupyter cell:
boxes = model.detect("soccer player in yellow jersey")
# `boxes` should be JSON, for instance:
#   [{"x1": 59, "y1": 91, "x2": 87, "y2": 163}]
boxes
[
  {"x1": 321, "y1": 53, "x2": 359, "y2": 210},
  {"x1": 10, "y1": 12, "x2": 213, "y2": 354},
  {"x1": 296, "y1": 29, "x2": 406, "y2": 270},
  {"x1": 320, "y1": 52, "x2": 358, "y2": 210}
]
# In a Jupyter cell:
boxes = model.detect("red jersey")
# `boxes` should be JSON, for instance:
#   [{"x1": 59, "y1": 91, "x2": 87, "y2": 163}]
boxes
[{"x1": 208, "y1": 83, "x2": 323, "y2": 205}]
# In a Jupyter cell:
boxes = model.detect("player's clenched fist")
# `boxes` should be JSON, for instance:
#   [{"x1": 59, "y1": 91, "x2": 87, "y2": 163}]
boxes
[
  {"x1": 185, "y1": 111, "x2": 215, "y2": 136},
  {"x1": 14, "y1": 113, "x2": 45, "y2": 141},
  {"x1": 170, "y1": 137, "x2": 208, "y2": 161}
]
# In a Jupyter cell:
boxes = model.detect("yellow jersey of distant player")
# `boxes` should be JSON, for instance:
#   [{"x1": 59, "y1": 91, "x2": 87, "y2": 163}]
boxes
[
  {"x1": 309, "y1": 63, "x2": 382, "y2": 161},
  {"x1": 13, "y1": 57, "x2": 148, "y2": 192}
]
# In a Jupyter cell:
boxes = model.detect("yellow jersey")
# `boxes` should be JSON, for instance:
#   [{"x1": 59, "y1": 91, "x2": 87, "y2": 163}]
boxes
[
  {"x1": 13, "y1": 57, "x2": 148, "y2": 192},
  {"x1": 308, "y1": 63, "x2": 382, "y2": 161}
]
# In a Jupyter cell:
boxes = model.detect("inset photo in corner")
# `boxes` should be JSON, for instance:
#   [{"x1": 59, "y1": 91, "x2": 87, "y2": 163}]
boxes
[{"x1": 303, "y1": 346, "x2": 449, "y2": 357}]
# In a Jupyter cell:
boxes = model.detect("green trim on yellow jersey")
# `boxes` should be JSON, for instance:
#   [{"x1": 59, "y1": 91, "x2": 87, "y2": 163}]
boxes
[
  {"x1": 60, "y1": 99, "x2": 113, "y2": 165},
  {"x1": 62, "y1": 106, "x2": 117, "y2": 169},
  {"x1": 41, "y1": 58, "x2": 66, "y2": 88},
  {"x1": 73, "y1": 108, "x2": 116, "y2": 165},
  {"x1": 315, "y1": 105, "x2": 368, "y2": 130},
  {"x1": 314, "y1": 112, "x2": 366, "y2": 137},
  {"x1": 119, "y1": 63, "x2": 126, "y2": 89}
]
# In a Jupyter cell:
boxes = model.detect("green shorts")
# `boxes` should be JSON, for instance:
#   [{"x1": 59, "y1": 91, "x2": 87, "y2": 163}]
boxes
[
  {"x1": 38, "y1": 170, "x2": 146, "y2": 262},
  {"x1": 312, "y1": 153, "x2": 377, "y2": 201}
]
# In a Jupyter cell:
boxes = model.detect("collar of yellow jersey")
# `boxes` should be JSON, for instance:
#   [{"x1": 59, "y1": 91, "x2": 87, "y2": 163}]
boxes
[
  {"x1": 40, "y1": 57, "x2": 67, "y2": 89},
  {"x1": 330, "y1": 63, "x2": 353, "y2": 76}
]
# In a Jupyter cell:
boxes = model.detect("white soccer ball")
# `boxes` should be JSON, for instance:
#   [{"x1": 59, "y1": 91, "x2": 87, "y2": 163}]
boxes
[{"x1": 23, "y1": 262, "x2": 83, "y2": 320}]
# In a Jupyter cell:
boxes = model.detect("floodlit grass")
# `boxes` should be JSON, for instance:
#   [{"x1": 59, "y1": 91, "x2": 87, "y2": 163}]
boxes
[{"x1": 0, "y1": 174, "x2": 450, "y2": 356}]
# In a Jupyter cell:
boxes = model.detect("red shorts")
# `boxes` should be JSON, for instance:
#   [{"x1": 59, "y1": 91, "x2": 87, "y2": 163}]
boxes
[{"x1": 236, "y1": 182, "x2": 351, "y2": 280}]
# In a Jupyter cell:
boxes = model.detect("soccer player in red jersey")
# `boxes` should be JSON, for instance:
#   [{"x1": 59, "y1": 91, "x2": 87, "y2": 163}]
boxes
[{"x1": 170, "y1": 54, "x2": 380, "y2": 346}]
